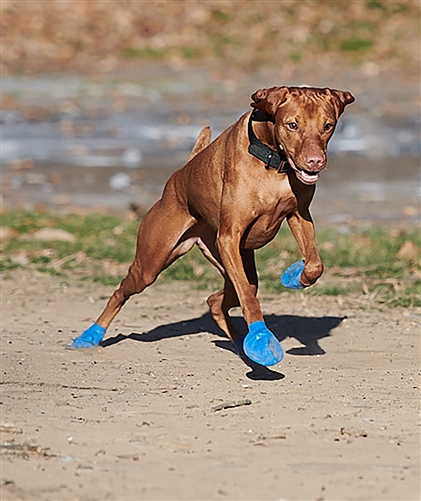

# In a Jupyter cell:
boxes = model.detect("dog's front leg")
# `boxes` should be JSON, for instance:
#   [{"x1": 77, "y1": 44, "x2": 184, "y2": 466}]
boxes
[
  {"x1": 216, "y1": 225, "x2": 262, "y2": 325},
  {"x1": 282, "y1": 210, "x2": 324, "y2": 289},
  {"x1": 216, "y1": 223, "x2": 284, "y2": 367}
]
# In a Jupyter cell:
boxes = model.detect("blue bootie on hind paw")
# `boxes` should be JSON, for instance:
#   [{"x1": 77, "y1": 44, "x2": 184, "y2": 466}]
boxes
[
  {"x1": 281, "y1": 260, "x2": 305, "y2": 289},
  {"x1": 243, "y1": 321, "x2": 284, "y2": 366},
  {"x1": 68, "y1": 322, "x2": 106, "y2": 349}
]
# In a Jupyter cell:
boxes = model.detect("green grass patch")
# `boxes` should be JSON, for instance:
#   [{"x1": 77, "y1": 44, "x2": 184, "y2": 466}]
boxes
[
  {"x1": 1, "y1": 210, "x2": 420, "y2": 307},
  {"x1": 211, "y1": 9, "x2": 232, "y2": 23},
  {"x1": 340, "y1": 38, "x2": 373, "y2": 52},
  {"x1": 121, "y1": 46, "x2": 201, "y2": 61},
  {"x1": 121, "y1": 47, "x2": 170, "y2": 60}
]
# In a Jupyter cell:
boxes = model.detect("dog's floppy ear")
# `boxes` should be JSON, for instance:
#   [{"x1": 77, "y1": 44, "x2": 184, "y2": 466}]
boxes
[
  {"x1": 328, "y1": 89, "x2": 355, "y2": 118},
  {"x1": 251, "y1": 86, "x2": 289, "y2": 119}
]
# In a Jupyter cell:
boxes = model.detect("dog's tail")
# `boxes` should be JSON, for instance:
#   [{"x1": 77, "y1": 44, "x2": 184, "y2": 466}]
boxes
[{"x1": 189, "y1": 126, "x2": 211, "y2": 160}]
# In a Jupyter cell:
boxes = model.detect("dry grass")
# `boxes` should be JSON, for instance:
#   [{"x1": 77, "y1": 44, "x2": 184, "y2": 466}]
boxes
[{"x1": 2, "y1": 0, "x2": 419, "y2": 74}]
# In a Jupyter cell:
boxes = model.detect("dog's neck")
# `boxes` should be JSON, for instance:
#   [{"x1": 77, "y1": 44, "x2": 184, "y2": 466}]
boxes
[{"x1": 248, "y1": 111, "x2": 290, "y2": 173}]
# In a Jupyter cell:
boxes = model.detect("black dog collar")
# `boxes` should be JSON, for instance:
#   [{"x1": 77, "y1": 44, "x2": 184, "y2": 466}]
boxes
[{"x1": 248, "y1": 111, "x2": 291, "y2": 173}]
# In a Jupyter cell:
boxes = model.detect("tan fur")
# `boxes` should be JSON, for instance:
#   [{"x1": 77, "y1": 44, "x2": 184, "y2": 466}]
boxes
[
  {"x1": 188, "y1": 126, "x2": 211, "y2": 160},
  {"x1": 94, "y1": 86, "x2": 354, "y2": 345}
]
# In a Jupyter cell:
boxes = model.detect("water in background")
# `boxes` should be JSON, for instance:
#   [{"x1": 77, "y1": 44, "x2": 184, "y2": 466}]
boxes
[{"x1": 2, "y1": 65, "x2": 420, "y2": 228}]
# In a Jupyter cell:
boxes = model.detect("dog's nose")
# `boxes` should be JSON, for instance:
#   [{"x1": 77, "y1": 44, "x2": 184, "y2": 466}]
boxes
[{"x1": 304, "y1": 152, "x2": 325, "y2": 170}]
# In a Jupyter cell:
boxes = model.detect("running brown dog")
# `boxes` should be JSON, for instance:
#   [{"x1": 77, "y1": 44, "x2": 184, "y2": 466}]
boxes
[{"x1": 70, "y1": 86, "x2": 354, "y2": 366}]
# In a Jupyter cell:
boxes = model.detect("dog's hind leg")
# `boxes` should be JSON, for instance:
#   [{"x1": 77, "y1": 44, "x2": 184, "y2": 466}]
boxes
[
  {"x1": 186, "y1": 224, "x2": 245, "y2": 342},
  {"x1": 69, "y1": 181, "x2": 197, "y2": 348},
  {"x1": 207, "y1": 281, "x2": 242, "y2": 340}
]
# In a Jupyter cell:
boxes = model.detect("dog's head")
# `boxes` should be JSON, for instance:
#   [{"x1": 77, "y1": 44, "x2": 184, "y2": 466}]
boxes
[{"x1": 251, "y1": 86, "x2": 354, "y2": 185}]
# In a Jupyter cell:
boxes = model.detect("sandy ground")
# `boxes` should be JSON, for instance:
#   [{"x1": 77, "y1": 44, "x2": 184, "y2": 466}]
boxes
[{"x1": 1, "y1": 269, "x2": 420, "y2": 501}]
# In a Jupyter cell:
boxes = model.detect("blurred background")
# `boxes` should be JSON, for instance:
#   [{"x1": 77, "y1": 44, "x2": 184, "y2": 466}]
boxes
[{"x1": 2, "y1": 0, "x2": 420, "y2": 228}]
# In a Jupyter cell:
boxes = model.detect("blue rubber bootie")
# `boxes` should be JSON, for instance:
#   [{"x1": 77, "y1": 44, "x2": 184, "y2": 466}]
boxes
[
  {"x1": 281, "y1": 260, "x2": 305, "y2": 289},
  {"x1": 243, "y1": 321, "x2": 284, "y2": 366},
  {"x1": 68, "y1": 323, "x2": 106, "y2": 349}
]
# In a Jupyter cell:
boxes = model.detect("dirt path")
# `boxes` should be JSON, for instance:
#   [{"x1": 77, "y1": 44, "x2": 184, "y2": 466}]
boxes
[{"x1": 1, "y1": 270, "x2": 420, "y2": 501}]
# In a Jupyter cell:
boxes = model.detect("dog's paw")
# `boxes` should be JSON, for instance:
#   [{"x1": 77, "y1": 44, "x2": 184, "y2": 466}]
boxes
[
  {"x1": 243, "y1": 321, "x2": 284, "y2": 366},
  {"x1": 281, "y1": 260, "x2": 305, "y2": 289},
  {"x1": 67, "y1": 323, "x2": 106, "y2": 349}
]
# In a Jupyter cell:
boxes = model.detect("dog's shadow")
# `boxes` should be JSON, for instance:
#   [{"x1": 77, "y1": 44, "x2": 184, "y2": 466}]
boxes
[{"x1": 102, "y1": 312, "x2": 344, "y2": 381}]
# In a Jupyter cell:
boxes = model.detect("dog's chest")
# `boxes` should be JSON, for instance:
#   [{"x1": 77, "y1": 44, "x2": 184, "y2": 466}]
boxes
[{"x1": 243, "y1": 193, "x2": 297, "y2": 249}]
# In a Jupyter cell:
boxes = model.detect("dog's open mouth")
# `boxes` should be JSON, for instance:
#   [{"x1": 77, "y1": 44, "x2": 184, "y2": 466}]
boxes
[
  {"x1": 286, "y1": 157, "x2": 321, "y2": 186},
  {"x1": 293, "y1": 167, "x2": 320, "y2": 185}
]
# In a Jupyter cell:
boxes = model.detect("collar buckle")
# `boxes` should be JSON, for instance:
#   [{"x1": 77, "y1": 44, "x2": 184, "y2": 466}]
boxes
[{"x1": 265, "y1": 153, "x2": 273, "y2": 170}]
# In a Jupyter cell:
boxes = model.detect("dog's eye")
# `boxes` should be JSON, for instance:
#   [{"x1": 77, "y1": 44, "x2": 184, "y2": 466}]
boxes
[
  {"x1": 324, "y1": 123, "x2": 334, "y2": 132},
  {"x1": 287, "y1": 122, "x2": 298, "y2": 131}
]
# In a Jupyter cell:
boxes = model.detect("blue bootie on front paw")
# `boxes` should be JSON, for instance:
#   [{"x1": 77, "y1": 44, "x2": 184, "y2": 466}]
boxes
[
  {"x1": 281, "y1": 260, "x2": 305, "y2": 289},
  {"x1": 67, "y1": 323, "x2": 106, "y2": 349},
  {"x1": 243, "y1": 321, "x2": 284, "y2": 366}
]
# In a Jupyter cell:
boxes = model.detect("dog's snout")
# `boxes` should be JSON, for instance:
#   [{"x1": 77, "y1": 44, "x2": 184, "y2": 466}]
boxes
[{"x1": 304, "y1": 152, "x2": 325, "y2": 170}]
